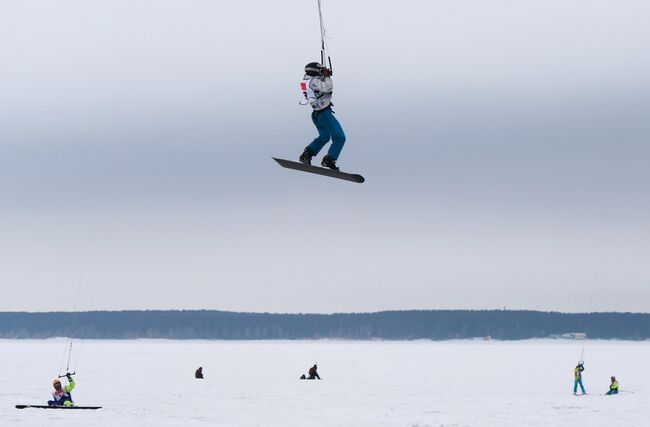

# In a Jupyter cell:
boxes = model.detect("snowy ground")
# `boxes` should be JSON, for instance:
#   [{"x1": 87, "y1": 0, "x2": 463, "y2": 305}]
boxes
[{"x1": 1, "y1": 339, "x2": 648, "y2": 426}]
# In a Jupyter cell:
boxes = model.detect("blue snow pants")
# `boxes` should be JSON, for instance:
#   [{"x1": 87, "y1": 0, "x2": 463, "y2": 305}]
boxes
[
  {"x1": 574, "y1": 379, "x2": 585, "y2": 394},
  {"x1": 307, "y1": 107, "x2": 346, "y2": 160}
]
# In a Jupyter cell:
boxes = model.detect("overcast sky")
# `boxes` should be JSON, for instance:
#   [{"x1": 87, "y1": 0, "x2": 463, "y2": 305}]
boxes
[{"x1": 1, "y1": 0, "x2": 648, "y2": 313}]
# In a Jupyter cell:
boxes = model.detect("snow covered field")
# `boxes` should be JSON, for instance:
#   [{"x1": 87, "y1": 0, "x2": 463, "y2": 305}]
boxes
[{"x1": 1, "y1": 339, "x2": 648, "y2": 426}]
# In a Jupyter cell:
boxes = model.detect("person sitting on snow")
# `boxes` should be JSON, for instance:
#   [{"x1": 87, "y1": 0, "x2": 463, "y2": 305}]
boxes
[
  {"x1": 195, "y1": 367, "x2": 204, "y2": 379},
  {"x1": 605, "y1": 376, "x2": 619, "y2": 395},
  {"x1": 48, "y1": 373, "x2": 75, "y2": 406},
  {"x1": 308, "y1": 364, "x2": 321, "y2": 380}
]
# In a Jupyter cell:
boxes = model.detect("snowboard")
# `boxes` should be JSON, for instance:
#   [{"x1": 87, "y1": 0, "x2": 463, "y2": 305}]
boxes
[
  {"x1": 273, "y1": 158, "x2": 365, "y2": 183},
  {"x1": 16, "y1": 405, "x2": 102, "y2": 410}
]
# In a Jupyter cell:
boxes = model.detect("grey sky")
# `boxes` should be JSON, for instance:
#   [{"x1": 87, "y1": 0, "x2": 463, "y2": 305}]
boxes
[{"x1": 1, "y1": 0, "x2": 649, "y2": 313}]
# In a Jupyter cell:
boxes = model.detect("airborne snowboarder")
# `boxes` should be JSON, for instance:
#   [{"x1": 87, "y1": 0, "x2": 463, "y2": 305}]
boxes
[
  {"x1": 298, "y1": 62, "x2": 346, "y2": 171},
  {"x1": 273, "y1": 0, "x2": 363, "y2": 183}
]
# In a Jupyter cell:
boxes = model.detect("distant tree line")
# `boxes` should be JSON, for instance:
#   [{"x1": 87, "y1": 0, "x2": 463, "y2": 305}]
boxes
[{"x1": 0, "y1": 310, "x2": 649, "y2": 340}]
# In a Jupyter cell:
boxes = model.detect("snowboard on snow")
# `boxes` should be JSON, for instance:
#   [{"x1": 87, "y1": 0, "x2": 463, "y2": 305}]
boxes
[
  {"x1": 16, "y1": 405, "x2": 102, "y2": 410},
  {"x1": 273, "y1": 158, "x2": 365, "y2": 183}
]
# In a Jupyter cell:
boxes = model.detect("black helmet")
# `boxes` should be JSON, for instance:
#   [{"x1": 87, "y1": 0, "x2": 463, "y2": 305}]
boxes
[{"x1": 304, "y1": 62, "x2": 323, "y2": 77}]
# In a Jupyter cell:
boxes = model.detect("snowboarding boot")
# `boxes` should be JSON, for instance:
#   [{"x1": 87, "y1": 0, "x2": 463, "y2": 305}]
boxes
[
  {"x1": 321, "y1": 155, "x2": 339, "y2": 171},
  {"x1": 299, "y1": 147, "x2": 315, "y2": 165}
]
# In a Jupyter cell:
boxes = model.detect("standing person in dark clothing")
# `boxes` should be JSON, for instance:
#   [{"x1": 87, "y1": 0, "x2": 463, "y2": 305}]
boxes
[
  {"x1": 308, "y1": 364, "x2": 321, "y2": 380},
  {"x1": 195, "y1": 367, "x2": 204, "y2": 379}
]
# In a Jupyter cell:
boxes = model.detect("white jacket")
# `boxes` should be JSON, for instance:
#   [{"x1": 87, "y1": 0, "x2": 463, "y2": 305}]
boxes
[{"x1": 301, "y1": 76, "x2": 333, "y2": 111}]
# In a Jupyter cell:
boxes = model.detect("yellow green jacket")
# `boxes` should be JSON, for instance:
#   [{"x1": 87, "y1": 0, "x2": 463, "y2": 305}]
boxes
[{"x1": 574, "y1": 365, "x2": 584, "y2": 380}]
